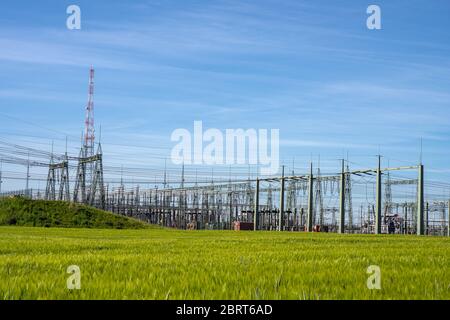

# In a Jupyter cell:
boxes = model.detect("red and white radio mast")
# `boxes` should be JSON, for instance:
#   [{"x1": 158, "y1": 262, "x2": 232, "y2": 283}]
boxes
[{"x1": 84, "y1": 66, "x2": 95, "y2": 157}]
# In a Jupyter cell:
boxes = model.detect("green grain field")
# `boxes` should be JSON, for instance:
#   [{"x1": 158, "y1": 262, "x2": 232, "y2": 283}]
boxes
[{"x1": 0, "y1": 226, "x2": 449, "y2": 300}]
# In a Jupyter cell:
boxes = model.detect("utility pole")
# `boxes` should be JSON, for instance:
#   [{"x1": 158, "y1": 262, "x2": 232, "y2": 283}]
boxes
[
  {"x1": 307, "y1": 162, "x2": 314, "y2": 232},
  {"x1": 375, "y1": 155, "x2": 382, "y2": 234},
  {"x1": 384, "y1": 170, "x2": 392, "y2": 223},
  {"x1": 448, "y1": 199, "x2": 450, "y2": 237},
  {"x1": 267, "y1": 185, "x2": 273, "y2": 229},
  {"x1": 315, "y1": 164, "x2": 324, "y2": 227},
  {"x1": 46, "y1": 141, "x2": 56, "y2": 201},
  {"x1": 279, "y1": 166, "x2": 285, "y2": 231},
  {"x1": 181, "y1": 162, "x2": 185, "y2": 189},
  {"x1": 339, "y1": 159, "x2": 345, "y2": 234},
  {"x1": 404, "y1": 203, "x2": 408, "y2": 234},
  {"x1": 163, "y1": 158, "x2": 167, "y2": 189},
  {"x1": 345, "y1": 162, "x2": 353, "y2": 231},
  {"x1": 25, "y1": 153, "x2": 30, "y2": 197},
  {"x1": 417, "y1": 164, "x2": 424, "y2": 235},
  {"x1": 286, "y1": 164, "x2": 297, "y2": 225},
  {"x1": 61, "y1": 139, "x2": 70, "y2": 201},
  {"x1": 254, "y1": 178, "x2": 260, "y2": 231}
]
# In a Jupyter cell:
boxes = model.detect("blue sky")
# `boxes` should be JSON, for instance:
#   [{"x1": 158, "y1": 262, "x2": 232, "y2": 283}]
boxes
[{"x1": 1, "y1": 0, "x2": 450, "y2": 189}]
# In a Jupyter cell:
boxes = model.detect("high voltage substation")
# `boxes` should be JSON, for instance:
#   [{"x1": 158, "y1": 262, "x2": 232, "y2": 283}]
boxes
[{"x1": 0, "y1": 68, "x2": 449, "y2": 236}]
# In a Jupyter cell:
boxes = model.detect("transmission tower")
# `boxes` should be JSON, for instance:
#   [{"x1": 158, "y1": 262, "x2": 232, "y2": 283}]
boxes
[
  {"x1": 193, "y1": 170, "x2": 199, "y2": 210},
  {"x1": 286, "y1": 168, "x2": 297, "y2": 212},
  {"x1": 73, "y1": 146, "x2": 86, "y2": 203},
  {"x1": 45, "y1": 152, "x2": 56, "y2": 200},
  {"x1": 245, "y1": 178, "x2": 254, "y2": 214},
  {"x1": 267, "y1": 184, "x2": 273, "y2": 228},
  {"x1": 384, "y1": 171, "x2": 392, "y2": 222},
  {"x1": 45, "y1": 161, "x2": 70, "y2": 201},
  {"x1": 315, "y1": 167, "x2": 324, "y2": 226},
  {"x1": 267, "y1": 185, "x2": 273, "y2": 210},
  {"x1": 89, "y1": 143, "x2": 105, "y2": 208}
]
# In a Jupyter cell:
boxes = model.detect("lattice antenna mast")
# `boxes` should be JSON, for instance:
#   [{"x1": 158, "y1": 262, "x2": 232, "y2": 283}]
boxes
[{"x1": 84, "y1": 66, "x2": 95, "y2": 158}]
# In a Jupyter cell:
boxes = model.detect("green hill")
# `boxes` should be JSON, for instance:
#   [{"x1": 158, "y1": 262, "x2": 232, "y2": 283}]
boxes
[{"x1": 0, "y1": 196, "x2": 149, "y2": 229}]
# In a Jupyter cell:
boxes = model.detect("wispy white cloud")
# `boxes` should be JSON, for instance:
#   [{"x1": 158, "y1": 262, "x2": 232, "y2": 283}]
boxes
[{"x1": 1, "y1": 0, "x2": 450, "y2": 189}]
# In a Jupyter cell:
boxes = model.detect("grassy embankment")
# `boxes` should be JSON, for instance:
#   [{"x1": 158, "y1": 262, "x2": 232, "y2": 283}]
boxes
[{"x1": 0, "y1": 197, "x2": 147, "y2": 229}]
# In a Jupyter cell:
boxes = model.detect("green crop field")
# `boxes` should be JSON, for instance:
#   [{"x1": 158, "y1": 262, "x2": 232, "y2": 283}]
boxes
[{"x1": 0, "y1": 226, "x2": 449, "y2": 300}]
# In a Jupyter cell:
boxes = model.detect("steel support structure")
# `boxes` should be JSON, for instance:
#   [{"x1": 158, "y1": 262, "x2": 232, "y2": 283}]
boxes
[
  {"x1": 307, "y1": 163, "x2": 314, "y2": 232},
  {"x1": 375, "y1": 156, "x2": 382, "y2": 234},
  {"x1": 417, "y1": 164, "x2": 425, "y2": 235},
  {"x1": 279, "y1": 166, "x2": 285, "y2": 231},
  {"x1": 339, "y1": 159, "x2": 345, "y2": 234},
  {"x1": 448, "y1": 200, "x2": 450, "y2": 237},
  {"x1": 254, "y1": 178, "x2": 260, "y2": 231}
]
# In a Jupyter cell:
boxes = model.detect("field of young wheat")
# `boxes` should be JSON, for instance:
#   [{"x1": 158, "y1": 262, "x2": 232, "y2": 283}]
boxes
[{"x1": 0, "y1": 226, "x2": 448, "y2": 300}]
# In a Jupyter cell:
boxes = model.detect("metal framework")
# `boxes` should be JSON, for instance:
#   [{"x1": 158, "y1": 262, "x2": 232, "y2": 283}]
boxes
[
  {"x1": 88, "y1": 160, "x2": 442, "y2": 236},
  {"x1": 73, "y1": 144, "x2": 105, "y2": 208},
  {"x1": 45, "y1": 159, "x2": 70, "y2": 201}
]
